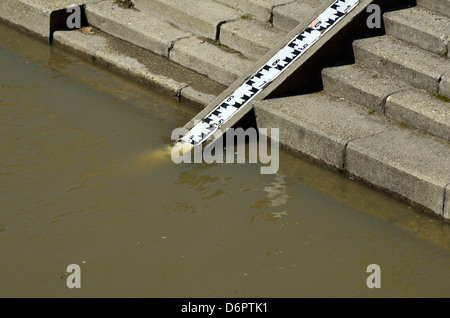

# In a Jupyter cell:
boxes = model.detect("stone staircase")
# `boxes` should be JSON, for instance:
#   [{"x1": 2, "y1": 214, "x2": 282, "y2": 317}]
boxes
[
  {"x1": 254, "y1": 0, "x2": 450, "y2": 219},
  {"x1": 84, "y1": 0, "x2": 334, "y2": 86},
  {"x1": 323, "y1": 0, "x2": 450, "y2": 141}
]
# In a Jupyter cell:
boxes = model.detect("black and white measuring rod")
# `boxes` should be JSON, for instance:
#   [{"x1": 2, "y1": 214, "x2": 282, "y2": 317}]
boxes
[{"x1": 178, "y1": 0, "x2": 360, "y2": 147}]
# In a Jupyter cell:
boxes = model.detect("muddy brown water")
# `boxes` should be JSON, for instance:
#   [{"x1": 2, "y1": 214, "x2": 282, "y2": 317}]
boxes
[{"x1": 1, "y1": 22, "x2": 449, "y2": 298}]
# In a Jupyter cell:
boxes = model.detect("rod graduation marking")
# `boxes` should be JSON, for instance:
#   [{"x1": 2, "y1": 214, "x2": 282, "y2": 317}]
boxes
[{"x1": 179, "y1": 0, "x2": 360, "y2": 147}]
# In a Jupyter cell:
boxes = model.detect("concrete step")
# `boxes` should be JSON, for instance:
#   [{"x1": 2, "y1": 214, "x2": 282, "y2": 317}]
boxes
[
  {"x1": 85, "y1": 1, "x2": 253, "y2": 86},
  {"x1": 212, "y1": 0, "x2": 293, "y2": 26},
  {"x1": 323, "y1": 64, "x2": 409, "y2": 111},
  {"x1": 134, "y1": 0, "x2": 285, "y2": 60},
  {"x1": 417, "y1": 0, "x2": 450, "y2": 18},
  {"x1": 323, "y1": 64, "x2": 450, "y2": 141},
  {"x1": 0, "y1": 0, "x2": 90, "y2": 41},
  {"x1": 385, "y1": 89, "x2": 450, "y2": 142},
  {"x1": 85, "y1": 1, "x2": 191, "y2": 58},
  {"x1": 353, "y1": 35, "x2": 450, "y2": 97},
  {"x1": 133, "y1": 0, "x2": 240, "y2": 41},
  {"x1": 53, "y1": 27, "x2": 225, "y2": 107},
  {"x1": 384, "y1": 6, "x2": 450, "y2": 57},
  {"x1": 272, "y1": 0, "x2": 335, "y2": 32},
  {"x1": 254, "y1": 92, "x2": 450, "y2": 219},
  {"x1": 170, "y1": 36, "x2": 254, "y2": 86},
  {"x1": 220, "y1": 16, "x2": 286, "y2": 60}
]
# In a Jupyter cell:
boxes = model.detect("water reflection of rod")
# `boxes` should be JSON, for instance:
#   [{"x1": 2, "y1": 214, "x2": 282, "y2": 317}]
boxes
[{"x1": 264, "y1": 175, "x2": 289, "y2": 208}]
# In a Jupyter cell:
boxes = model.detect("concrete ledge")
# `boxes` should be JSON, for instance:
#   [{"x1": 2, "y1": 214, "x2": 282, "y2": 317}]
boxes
[
  {"x1": 0, "y1": 0, "x2": 228, "y2": 109},
  {"x1": 322, "y1": 63, "x2": 409, "y2": 112},
  {"x1": 0, "y1": 0, "x2": 87, "y2": 41},
  {"x1": 386, "y1": 90, "x2": 450, "y2": 141},
  {"x1": 214, "y1": 0, "x2": 293, "y2": 25},
  {"x1": 322, "y1": 64, "x2": 450, "y2": 141},
  {"x1": 384, "y1": 6, "x2": 450, "y2": 57},
  {"x1": 254, "y1": 92, "x2": 390, "y2": 170},
  {"x1": 84, "y1": 1, "x2": 248, "y2": 91},
  {"x1": 85, "y1": 1, "x2": 191, "y2": 58},
  {"x1": 353, "y1": 36, "x2": 450, "y2": 94},
  {"x1": 170, "y1": 37, "x2": 254, "y2": 86},
  {"x1": 220, "y1": 17, "x2": 284, "y2": 60},
  {"x1": 440, "y1": 75, "x2": 450, "y2": 99},
  {"x1": 53, "y1": 28, "x2": 225, "y2": 108},
  {"x1": 95, "y1": 47, "x2": 187, "y2": 97},
  {"x1": 272, "y1": 0, "x2": 334, "y2": 32},
  {"x1": 0, "y1": 0, "x2": 48, "y2": 40},
  {"x1": 185, "y1": 0, "x2": 378, "y2": 142},
  {"x1": 53, "y1": 27, "x2": 108, "y2": 58},
  {"x1": 347, "y1": 128, "x2": 450, "y2": 217}
]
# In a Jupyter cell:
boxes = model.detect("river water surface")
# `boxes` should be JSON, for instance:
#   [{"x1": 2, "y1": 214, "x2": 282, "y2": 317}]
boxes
[{"x1": 1, "y1": 23, "x2": 449, "y2": 298}]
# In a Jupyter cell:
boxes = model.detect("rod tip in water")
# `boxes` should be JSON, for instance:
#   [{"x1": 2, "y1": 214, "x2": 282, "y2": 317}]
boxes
[{"x1": 134, "y1": 141, "x2": 193, "y2": 171}]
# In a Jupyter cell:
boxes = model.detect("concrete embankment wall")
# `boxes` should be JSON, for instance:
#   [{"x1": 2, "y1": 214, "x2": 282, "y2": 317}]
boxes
[{"x1": 0, "y1": 0, "x2": 92, "y2": 41}]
